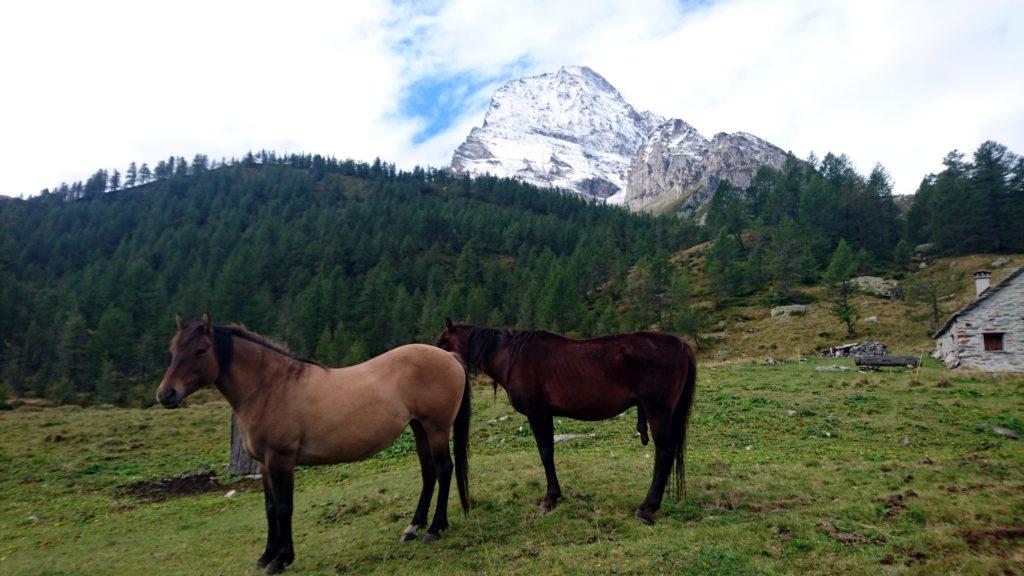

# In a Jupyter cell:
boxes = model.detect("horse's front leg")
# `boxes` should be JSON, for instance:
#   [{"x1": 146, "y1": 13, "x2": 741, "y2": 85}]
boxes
[
  {"x1": 256, "y1": 465, "x2": 278, "y2": 569},
  {"x1": 263, "y1": 452, "x2": 297, "y2": 574},
  {"x1": 527, "y1": 411, "x2": 561, "y2": 514}
]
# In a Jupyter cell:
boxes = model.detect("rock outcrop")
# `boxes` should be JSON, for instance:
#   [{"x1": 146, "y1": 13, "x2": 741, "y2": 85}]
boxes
[{"x1": 623, "y1": 125, "x2": 788, "y2": 216}]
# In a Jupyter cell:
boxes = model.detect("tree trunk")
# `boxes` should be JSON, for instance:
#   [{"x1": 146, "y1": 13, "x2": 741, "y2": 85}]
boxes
[
  {"x1": 229, "y1": 412, "x2": 260, "y2": 476},
  {"x1": 854, "y1": 355, "x2": 921, "y2": 369}
]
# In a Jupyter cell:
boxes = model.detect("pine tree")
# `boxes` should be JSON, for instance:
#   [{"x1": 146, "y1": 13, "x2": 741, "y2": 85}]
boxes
[
  {"x1": 706, "y1": 228, "x2": 744, "y2": 300},
  {"x1": 95, "y1": 357, "x2": 122, "y2": 405},
  {"x1": 92, "y1": 306, "x2": 134, "y2": 375},
  {"x1": 665, "y1": 269, "x2": 703, "y2": 342},
  {"x1": 343, "y1": 340, "x2": 368, "y2": 366},
  {"x1": 824, "y1": 240, "x2": 858, "y2": 337},
  {"x1": 706, "y1": 181, "x2": 748, "y2": 248},
  {"x1": 57, "y1": 310, "x2": 90, "y2": 392},
  {"x1": 125, "y1": 162, "x2": 138, "y2": 187},
  {"x1": 905, "y1": 270, "x2": 963, "y2": 333}
]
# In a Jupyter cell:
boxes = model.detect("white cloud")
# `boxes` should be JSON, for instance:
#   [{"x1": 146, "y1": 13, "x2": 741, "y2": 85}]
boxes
[{"x1": 1, "y1": 0, "x2": 1022, "y2": 196}]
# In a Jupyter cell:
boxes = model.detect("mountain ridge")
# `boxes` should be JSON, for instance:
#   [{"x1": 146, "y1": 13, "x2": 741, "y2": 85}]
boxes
[{"x1": 450, "y1": 66, "x2": 789, "y2": 214}]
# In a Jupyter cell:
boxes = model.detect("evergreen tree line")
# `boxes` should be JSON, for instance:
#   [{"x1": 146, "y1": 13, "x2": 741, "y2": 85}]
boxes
[
  {"x1": 1, "y1": 140, "x2": 1019, "y2": 405},
  {"x1": 0, "y1": 157, "x2": 703, "y2": 405},
  {"x1": 906, "y1": 141, "x2": 1024, "y2": 254},
  {"x1": 703, "y1": 141, "x2": 1023, "y2": 306}
]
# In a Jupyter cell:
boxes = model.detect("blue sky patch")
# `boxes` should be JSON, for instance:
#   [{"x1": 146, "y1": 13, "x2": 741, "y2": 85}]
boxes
[{"x1": 399, "y1": 57, "x2": 534, "y2": 144}]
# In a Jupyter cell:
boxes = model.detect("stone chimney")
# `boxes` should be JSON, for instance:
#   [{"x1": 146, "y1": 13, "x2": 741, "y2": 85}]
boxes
[{"x1": 973, "y1": 270, "x2": 992, "y2": 298}]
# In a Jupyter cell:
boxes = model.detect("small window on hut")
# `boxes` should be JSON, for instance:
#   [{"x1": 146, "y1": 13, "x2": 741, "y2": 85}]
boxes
[{"x1": 983, "y1": 333, "x2": 1004, "y2": 352}]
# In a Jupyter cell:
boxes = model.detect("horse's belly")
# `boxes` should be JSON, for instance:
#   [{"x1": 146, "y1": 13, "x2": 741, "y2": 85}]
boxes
[
  {"x1": 548, "y1": 385, "x2": 632, "y2": 420},
  {"x1": 296, "y1": 417, "x2": 407, "y2": 466}
]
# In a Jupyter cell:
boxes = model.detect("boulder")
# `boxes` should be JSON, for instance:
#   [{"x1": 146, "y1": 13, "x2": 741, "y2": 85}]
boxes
[
  {"x1": 849, "y1": 276, "x2": 903, "y2": 300},
  {"x1": 553, "y1": 433, "x2": 596, "y2": 443},
  {"x1": 990, "y1": 257, "x2": 1010, "y2": 268},
  {"x1": 914, "y1": 243, "x2": 936, "y2": 255},
  {"x1": 771, "y1": 304, "x2": 814, "y2": 319},
  {"x1": 816, "y1": 365, "x2": 852, "y2": 372},
  {"x1": 864, "y1": 315, "x2": 878, "y2": 325}
]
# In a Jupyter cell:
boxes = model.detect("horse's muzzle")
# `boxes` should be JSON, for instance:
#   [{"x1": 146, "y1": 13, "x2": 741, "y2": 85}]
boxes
[{"x1": 157, "y1": 387, "x2": 181, "y2": 408}]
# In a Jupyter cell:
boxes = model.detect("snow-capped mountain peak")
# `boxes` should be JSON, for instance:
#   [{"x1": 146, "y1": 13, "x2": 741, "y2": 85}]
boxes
[
  {"x1": 450, "y1": 66, "x2": 788, "y2": 215},
  {"x1": 451, "y1": 66, "x2": 662, "y2": 200}
]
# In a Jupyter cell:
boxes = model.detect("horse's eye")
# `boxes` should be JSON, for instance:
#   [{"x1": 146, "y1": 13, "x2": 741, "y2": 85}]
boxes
[{"x1": 195, "y1": 348, "x2": 207, "y2": 356}]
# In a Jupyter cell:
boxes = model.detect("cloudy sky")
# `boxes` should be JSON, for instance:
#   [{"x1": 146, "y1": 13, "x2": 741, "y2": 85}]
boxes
[{"x1": 1, "y1": 0, "x2": 1022, "y2": 197}]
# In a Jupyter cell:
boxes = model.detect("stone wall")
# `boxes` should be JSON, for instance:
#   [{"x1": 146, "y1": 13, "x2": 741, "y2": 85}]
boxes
[{"x1": 933, "y1": 275, "x2": 1024, "y2": 372}]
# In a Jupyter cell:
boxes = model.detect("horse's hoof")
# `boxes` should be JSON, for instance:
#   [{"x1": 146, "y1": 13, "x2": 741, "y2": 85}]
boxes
[
  {"x1": 265, "y1": 558, "x2": 287, "y2": 575},
  {"x1": 539, "y1": 499, "x2": 558, "y2": 515},
  {"x1": 422, "y1": 532, "x2": 441, "y2": 544},
  {"x1": 400, "y1": 525, "x2": 420, "y2": 542},
  {"x1": 634, "y1": 508, "x2": 655, "y2": 526}
]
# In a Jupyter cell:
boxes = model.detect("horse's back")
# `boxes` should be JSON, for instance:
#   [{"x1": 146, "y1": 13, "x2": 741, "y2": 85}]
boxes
[
  {"x1": 360, "y1": 343, "x2": 466, "y2": 427},
  {"x1": 513, "y1": 330, "x2": 691, "y2": 419}
]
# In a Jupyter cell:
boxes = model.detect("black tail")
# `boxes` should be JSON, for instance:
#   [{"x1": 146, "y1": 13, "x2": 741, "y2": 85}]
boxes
[
  {"x1": 452, "y1": 354, "x2": 472, "y2": 514},
  {"x1": 672, "y1": 341, "x2": 697, "y2": 498}
]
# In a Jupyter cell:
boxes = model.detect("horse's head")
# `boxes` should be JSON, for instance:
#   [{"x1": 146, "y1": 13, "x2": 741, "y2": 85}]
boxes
[
  {"x1": 435, "y1": 317, "x2": 471, "y2": 355},
  {"x1": 156, "y1": 313, "x2": 221, "y2": 408}
]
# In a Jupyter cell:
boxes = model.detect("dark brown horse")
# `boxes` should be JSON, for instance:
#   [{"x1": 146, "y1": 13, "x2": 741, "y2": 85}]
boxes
[
  {"x1": 156, "y1": 314, "x2": 471, "y2": 574},
  {"x1": 436, "y1": 319, "x2": 696, "y2": 525}
]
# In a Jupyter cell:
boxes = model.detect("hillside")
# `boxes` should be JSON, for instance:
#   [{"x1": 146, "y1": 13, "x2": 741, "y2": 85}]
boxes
[
  {"x1": 0, "y1": 158, "x2": 702, "y2": 406},
  {"x1": 1, "y1": 139, "x2": 1021, "y2": 407},
  {"x1": 674, "y1": 247, "x2": 1024, "y2": 361}
]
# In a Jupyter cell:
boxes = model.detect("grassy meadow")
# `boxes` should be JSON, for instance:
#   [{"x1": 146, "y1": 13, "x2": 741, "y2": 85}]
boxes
[{"x1": 1, "y1": 359, "x2": 1022, "y2": 575}]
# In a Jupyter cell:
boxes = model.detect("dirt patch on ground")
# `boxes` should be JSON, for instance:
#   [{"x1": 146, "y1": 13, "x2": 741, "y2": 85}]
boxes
[
  {"x1": 962, "y1": 527, "x2": 1024, "y2": 554},
  {"x1": 816, "y1": 521, "x2": 881, "y2": 546},
  {"x1": 879, "y1": 490, "x2": 917, "y2": 518},
  {"x1": 117, "y1": 470, "x2": 259, "y2": 502}
]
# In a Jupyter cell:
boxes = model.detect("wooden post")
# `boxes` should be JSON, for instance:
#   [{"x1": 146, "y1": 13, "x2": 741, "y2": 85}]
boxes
[{"x1": 229, "y1": 412, "x2": 260, "y2": 476}]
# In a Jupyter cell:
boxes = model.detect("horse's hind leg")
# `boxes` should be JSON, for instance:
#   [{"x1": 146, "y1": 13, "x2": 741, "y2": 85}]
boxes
[
  {"x1": 635, "y1": 404, "x2": 675, "y2": 526},
  {"x1": 636, "y1": 404, "x2": 649, "y2": 445},
  {"x1": 423, "y1": 428, "x2": 454, "y2": 543},
  {"x1": 401, "y1": 421, "x2": 436, "y2": 542},
  {"x1": 527, "y1": 411, "x2": 562, "y2": 514}
]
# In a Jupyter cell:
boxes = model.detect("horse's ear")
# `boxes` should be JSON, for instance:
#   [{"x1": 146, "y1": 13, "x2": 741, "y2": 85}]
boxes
[
  {"x1": 445, "y1": 317, "x2": 454, "y2": 331},
  {"x1": 176, "y1": 313, "x2": 186, "y2": 331},
  {"x1": 201, "y1": 312, "x2": 212, "y2": 333}
]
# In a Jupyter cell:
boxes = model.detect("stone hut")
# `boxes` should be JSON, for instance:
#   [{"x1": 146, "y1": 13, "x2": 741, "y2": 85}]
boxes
[{"x1": 932, "y1": 266, "x2": 1024, "y2": 371}]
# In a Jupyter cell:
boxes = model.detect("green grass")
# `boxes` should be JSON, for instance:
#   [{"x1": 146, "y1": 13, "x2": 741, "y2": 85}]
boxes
[{"x1": 1, "y1": 361, "x2": 1022, "y2": 575}]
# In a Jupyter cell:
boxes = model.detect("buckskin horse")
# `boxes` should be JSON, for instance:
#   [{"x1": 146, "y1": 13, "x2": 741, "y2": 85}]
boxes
[
  {"x1": 436, "y1": 319, "x2": 696, "y2": 525},
  {"x1": 156, "y1": 314, "x2": 471, "y2": 574}
]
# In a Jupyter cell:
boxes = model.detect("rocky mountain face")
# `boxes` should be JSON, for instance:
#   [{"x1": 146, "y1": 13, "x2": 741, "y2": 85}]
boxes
[
  {"x1": 450, "y1": 66, "x2": 789, "y2": 216},
  {"x1": 624, "y1": 125, "x2": 788, "y2": 217}
]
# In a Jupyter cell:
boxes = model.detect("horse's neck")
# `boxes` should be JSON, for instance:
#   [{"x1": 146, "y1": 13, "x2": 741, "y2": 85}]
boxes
[
  {"x1": 214, "y1": 338, "x2": 298, "y2": 415},
  {"x1": 483, "y1": 334, "x2": 512, "y2": 386}
]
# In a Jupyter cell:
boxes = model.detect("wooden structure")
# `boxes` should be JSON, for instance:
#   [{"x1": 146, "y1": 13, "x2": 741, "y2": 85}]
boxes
[
  {"x1": 854, "y1": 355, "x2": 920, "y2": 371},
  {"x1": 229, "y1": 412, "x2": 260, "y2": 476}
]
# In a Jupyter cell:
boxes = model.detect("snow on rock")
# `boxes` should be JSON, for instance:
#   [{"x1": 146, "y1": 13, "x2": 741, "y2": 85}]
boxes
[
  {"x1": 450, "y1": 66, "x2": 662, "y2": 200},
  {"x1": 450, "y1": 65, "x2": 790, "y2": 217}
]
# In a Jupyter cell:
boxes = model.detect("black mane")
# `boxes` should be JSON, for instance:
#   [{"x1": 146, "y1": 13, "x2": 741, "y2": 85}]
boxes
[
  {"x1": 462, "y1": 326, "x2": 546, "y2": 387},
  {"x1": 213, "y1": 324, "x2": 326, "y2": 378}
]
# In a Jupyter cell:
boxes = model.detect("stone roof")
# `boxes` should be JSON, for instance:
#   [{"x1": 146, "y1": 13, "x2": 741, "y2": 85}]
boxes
[{"x1": 932, "y1": 264, "x2": 1024, "y2": 339}]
